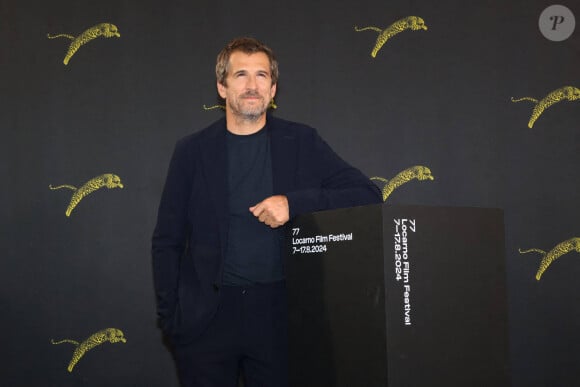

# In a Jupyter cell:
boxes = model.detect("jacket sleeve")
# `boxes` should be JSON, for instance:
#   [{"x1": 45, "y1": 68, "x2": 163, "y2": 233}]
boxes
[
  {"x1": 151, "y1": 138, "x2": 192, "y2": 333},
  {"x1": 284, "y1": 128, "x2": 382, "y2": 218}
]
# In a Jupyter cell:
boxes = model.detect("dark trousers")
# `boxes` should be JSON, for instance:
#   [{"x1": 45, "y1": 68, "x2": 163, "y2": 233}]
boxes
[{"x1": 173, "y1": 281, "x2": 289, "y2": 387}]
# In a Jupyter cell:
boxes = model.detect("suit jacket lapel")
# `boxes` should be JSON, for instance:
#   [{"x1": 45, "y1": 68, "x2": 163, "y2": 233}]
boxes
[
  {"x1": 269, "y1": 116, "x2": 297, "y2": 194},
  {"x1": 199, "y1": 118, "x2": 229, "y2": 239}
]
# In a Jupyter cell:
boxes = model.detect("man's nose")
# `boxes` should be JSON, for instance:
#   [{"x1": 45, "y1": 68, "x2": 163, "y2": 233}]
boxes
[{"x1": 246, "y1": 75, "x2": 257, "y2": 89}]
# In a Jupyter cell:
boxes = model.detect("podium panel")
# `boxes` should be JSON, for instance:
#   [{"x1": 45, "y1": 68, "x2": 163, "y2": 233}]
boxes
[
  {"x1": 286, "y1": 204, "x2": 385, "y2": 387},
  {"x1": 285, "y1": 204, "x2": 510, "y2": 387}
]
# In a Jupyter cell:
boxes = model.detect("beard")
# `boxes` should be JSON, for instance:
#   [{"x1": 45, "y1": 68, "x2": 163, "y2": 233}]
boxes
[{"x1": 228, "y1": 91, "x2": 270, "y2": 121}]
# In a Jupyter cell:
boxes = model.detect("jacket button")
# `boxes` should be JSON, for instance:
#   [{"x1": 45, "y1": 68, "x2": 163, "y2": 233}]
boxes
[{"x1": 213, "y1": 283, "x2": 220, "y2": 292}]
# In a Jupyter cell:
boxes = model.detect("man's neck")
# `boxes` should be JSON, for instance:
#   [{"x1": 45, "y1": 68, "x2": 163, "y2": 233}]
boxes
[{"x1": 225, "y1": 111, "x2": 267, "y2": 135}]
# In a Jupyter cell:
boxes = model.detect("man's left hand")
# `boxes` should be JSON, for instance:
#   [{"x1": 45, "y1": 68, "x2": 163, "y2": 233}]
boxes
[{"x1": 249, "y1": 195, "x2": 290, "y2": 228}]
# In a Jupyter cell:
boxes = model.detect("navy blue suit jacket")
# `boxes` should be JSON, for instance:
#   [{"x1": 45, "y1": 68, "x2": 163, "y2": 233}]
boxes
[{"x1": 152, "y1": 115, "x2": 381, "y2": 344}]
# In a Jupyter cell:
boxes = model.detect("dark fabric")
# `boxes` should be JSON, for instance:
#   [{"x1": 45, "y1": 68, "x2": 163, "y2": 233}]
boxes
[
  {"x1": 172, "y1": 281, "x2": 288, "y2": 387},
  {"x1": 223, "y1": 127, "x2": 282, "y2": 285},
  {"x1": 151, "y1": 114, "x2": 382, "y2": 345}
]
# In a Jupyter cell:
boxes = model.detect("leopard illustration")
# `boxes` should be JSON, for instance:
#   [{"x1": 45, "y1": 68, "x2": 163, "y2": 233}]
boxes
[
  {"x1": 355, "y1": 16, "x2": 428, "y2": 58},
  {"x1": 51, "y1": 328, "x2": 126, "y2": 372},
  {"x1": 49, "y1": 173, "x2": 124, "y2": 217},
  {"x1": 371, "y1": 166, "x2": 434, "y2": 202},
  {"x1": 519, "y1": 237, "x2": 580, "y2": 280},
  {"x1": 511, "y1": 86, "x2": 580, "y2": 128},
  {"x1": 47, "y1": 23, "x2": 120, "y2": 65}
]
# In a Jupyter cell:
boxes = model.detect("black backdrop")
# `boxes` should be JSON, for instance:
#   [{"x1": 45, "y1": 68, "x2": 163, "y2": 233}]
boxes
[{"x1": 1, "y1": 0, "x2": 579, "y2": 385}]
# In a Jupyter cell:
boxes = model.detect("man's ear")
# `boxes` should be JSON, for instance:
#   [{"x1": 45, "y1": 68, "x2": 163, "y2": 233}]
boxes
[
  {"x1": 270, "y1": 83, "x2": 277, "y2": 98},
  {"x1": 217, "y1": 81, "x2": 227, "y2": 99}
]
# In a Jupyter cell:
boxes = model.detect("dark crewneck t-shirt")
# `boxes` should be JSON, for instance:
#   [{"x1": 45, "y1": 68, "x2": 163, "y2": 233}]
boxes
[{"x1": 222, "y1": 126, "x2": 283, "y2": 285}]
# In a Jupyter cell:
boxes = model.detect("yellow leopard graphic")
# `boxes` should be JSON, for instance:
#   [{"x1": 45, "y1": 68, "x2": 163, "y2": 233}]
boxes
[
  {"x1": 355, "y1": 16, "x2": 428, "y2": 58},
  {"x1": 203, "y1": 98, "x2": 278, "y2": 111},
  {"x1": 519, "y1": 237, "x2": 580, "y2": 280},
  {"x1": 511, "y1": 86, "x2": 580, "y2": 128},
  {"x1": 47, "y1": 23, "x2": 120, "y2": 65},
  {"x1": 371, "y1": 166, "x2": 434, "y2": 202},
  {"x1": 49, "y1": 173, "x2": 124, "y2": 217},
  {"x1": 51, "y1": 328, "x2": 127, "y2": 372}
]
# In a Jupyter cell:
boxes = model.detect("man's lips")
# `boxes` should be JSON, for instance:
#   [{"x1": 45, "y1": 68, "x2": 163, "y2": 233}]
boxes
[{"x1": 241, "y1": 93, "x2": 262, "y2": 99}]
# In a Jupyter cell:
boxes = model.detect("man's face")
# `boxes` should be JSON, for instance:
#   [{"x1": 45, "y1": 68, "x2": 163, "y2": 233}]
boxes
[{"x1": 217, "y1": 51, "x2": 276, "y2": 121}]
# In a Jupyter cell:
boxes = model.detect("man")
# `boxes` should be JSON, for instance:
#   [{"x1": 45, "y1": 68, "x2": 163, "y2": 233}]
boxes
[{"x1": 152, "y1": 37, "x2": 381, "y2": 387}]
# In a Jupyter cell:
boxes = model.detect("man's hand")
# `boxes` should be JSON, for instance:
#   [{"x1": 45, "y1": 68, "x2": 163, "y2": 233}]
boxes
[{"x1": 249, "y1": 195, "x2": 290, "y2": 228}]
